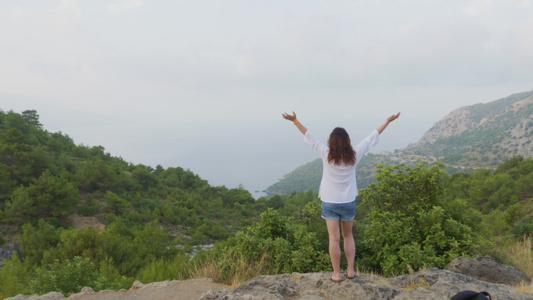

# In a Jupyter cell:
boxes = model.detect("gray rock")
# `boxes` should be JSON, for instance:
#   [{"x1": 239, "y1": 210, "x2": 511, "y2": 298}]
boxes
[
  {"x1": 0, "y1": 248, "x2": 17, "y2": 268},
  {"x1": 202, "y1": 270, "x2": 533, "y2": 300},
  {"x1": 202, "y1": 272, "x2": 402, "y2": 300},
  {"x1": 79, "y1": 287, "x2": 95, "y2": 294},
  {"x1": 233, "y1": 274, "x2": 299, "y2": 298},
  {"x1": 6, "y1": 267, "x2": 533, "y2": 300},
  {"x1": 39, "y1": 292, "x2": 64, "y2": 299},
  {"x1": 131, "y1": 280, "x2": 144, "y2": 289},
  {"x1": 200, "y1": 289, "x2": 232, "y2": 300},
  {"x1": 4, "y1": 295, "x2": 38, "y2": 300},
  {"x1": 392, "y1": 268, "x2": 533, "y2": 300},
  {"x1": 445, "y1": 256, "x2": 532, "y2": 286}
]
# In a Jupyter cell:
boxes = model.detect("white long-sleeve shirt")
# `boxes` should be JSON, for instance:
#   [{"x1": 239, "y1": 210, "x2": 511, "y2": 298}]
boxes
[{"x1": 304, "y1": 130, "x2": 379, "y2": 203}]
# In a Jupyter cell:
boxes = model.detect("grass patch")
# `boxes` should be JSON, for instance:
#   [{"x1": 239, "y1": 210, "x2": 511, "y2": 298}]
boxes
[
  {"x1": 508, "y1": 236, "x2": 532, "y2": 277},
  {"x1": 192, "y1": 253, "x2": 270, "y2": 287},
  {"x1": 514, "y1": 280, "x2": 533, "y2": 294},
  {"x1": 509, "y1": 236, "x2": 533, "y2": 295},
  {"x1": 402, "y1": 265, "x2": 431, "y2": 291}
]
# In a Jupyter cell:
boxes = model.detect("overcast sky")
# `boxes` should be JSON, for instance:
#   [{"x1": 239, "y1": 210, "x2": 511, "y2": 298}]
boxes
[{"x1": 1, "y1": 0, "x2": 532, "y2": 196}]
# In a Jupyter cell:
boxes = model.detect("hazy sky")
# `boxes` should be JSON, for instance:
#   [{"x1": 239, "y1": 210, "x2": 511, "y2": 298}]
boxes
[{"x1": 2, "y1": 0, "x2": 532, "y2": 196}]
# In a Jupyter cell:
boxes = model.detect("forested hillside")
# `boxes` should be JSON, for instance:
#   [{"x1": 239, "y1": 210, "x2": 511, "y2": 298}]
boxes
[
  {"x1": 0, "y1": 109, "x2": 320, "y2": 297},
  {"x1": 0, "y1": 109, "x2": 264, "y2": 237},
  {"x1": 266, "y1": 90, "x2": 533, "y2": 195}
]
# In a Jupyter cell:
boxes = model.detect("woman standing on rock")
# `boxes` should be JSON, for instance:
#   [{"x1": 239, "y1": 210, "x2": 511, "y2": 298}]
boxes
[{"x1": 282, "y1": 111, "x2": 400, "y2": 282}]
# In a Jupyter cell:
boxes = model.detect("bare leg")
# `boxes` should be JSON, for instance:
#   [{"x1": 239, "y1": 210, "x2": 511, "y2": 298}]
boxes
[
  {"x1": 325, "y1": 219, "x2": 342, "y2": 281},
  {"x1": 341, "y1": 220, "x2": 355, "y2": 278}
]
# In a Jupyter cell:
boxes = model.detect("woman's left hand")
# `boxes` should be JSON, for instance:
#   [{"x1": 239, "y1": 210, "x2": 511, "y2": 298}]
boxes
[{"x1": 282, "y1": 111, "x2": 297, "y2": 122}]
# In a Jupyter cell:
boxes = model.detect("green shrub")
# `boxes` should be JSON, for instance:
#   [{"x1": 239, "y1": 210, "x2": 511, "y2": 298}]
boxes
[
  {"x1": 0, "y1": 252, "x2": 31, "y2": 298},
  {"x1": 360, "y1": 162, "x2": 483, "y2": 276},
  {"x1": 31, "y1": 256, "x2": 98, "y2": 296},
  {"x1": 195, "y1": 205, "x2": 331, "y2": 284},
  {"x1": 512, "y1": 217, "x2": 533, "y2": 237},
  {"x1": 136, "y1": 251, "x2": 191, "y2": 283},
  {"x1": 95, "y1": 257, "x2": 134, "y2": 291},
  {"x1": 78, "y1": 199, "x2": 100, "y2": 216},
  {"x1": 483, "y1": 208, "x2": 511, "y2": 235}
]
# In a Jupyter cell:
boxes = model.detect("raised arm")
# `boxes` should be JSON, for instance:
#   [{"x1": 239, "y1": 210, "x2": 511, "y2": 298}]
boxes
[
  {"x1": 282, "y1": 111, "x2": 308, "y2": 135},
  {"x1": 377, "y1": 112, "x2": 401, "y2": 134}
]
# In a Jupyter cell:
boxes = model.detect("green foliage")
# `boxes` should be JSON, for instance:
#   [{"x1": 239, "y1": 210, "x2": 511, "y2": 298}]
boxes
[
  {"x1": 446, "y1": 156, "x2": 533, "y2": 212},
  {"x1": 0, "y1": 109, "x2": 267, "y2": 243},
  {"x1": 0, "y1": 162, "x2": 16, "y2": 201},
  {"x1": 102, "y1": 191, "x2": 129, "y2": 215},
  {"x1": 503, "y1": 203, "x2": 525, "y2": 225},
  {"x1": 255, "y1": 190, "x2": 318, "y2": 218},
  {"x1": 21, "y1": 110, "x2": 42, "y2": 128},
  {"x1": 20, "y1": 219, "x2": 62, "y2": 267},
  {"x1": 199, "y1": 205, "x2": 330, "y2": 282},
  {"x1": 78, "y1": 198, "x2": 101, "y2": 216},
  {"x1": 4, "y1": 170, "x2": 80, "y2": 224},
  {"x1": 76, "y1": 157, "x2": 119, "y2": 193},
  {"x1": 265, "y1": 159, "x2": 322, "y2": 195},
  {"x1": 511, "y1": 216, "x2": 533, "y2": 237},
  {"x1": 483, "y1": 208, "x2": 511, "y2": 235},
  {"x1": 46, "y1": 226, "x2": 101, "y2": 265},
  {"x1": 360, "y1": 162, "x2": 483, "y2": 276},
  {"x1": 95, "y1": 257, "x2": 134, "y2": 291},
  {"x1": 131, "y1": 164, "x2": 157, "y2": 190},
  {"x1": 0, "y1": 252, "x2": 31, "y2": 298},
  {"x1": 31, "y1": 256, "x2": 98, "y2": 296},
  {"x1": 4, "y1": 188, "x2": 36, "y2": 224},
  {"x1": 136, "y1": 251, "x2": 191, "y2": 283}
]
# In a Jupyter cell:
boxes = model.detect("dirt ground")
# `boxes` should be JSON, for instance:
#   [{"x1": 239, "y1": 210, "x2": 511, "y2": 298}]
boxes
[
  {"x1": 66, "y1": 278, "x2": 231, "y2": 300},
  {"x1": 67, "y1": 214, "x2": 106, "y2": 232}
]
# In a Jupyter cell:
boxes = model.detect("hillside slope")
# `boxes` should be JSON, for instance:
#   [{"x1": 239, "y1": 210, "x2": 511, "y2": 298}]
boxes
[{"x1": 266, "y1": 90, "x2": 533, "y2": 195}]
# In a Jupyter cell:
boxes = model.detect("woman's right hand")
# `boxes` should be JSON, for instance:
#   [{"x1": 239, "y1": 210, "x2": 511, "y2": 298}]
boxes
[{"x1": 387, "y1": 112, "x2": 401, "y2": 123}]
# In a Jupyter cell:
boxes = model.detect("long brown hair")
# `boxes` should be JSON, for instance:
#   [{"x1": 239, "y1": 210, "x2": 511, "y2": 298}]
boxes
[{"x1": 327, "y1": 127, "x2": 356, "y2": 166}]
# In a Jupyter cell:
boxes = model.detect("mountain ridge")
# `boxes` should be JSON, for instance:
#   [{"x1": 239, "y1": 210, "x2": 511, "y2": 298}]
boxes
[{"x1": 266, "y1": 89, "x2": 533, "y2": 195}]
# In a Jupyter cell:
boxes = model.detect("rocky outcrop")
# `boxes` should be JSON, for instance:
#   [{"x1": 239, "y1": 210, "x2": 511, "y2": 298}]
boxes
[
  {"x1": 445, "y1": 256, "x2": 532, "y2": 286},
  {"x1": 201, "y1": 269, "x2": 532, "y2": 300},
  {"x1": 7, "y1": 266, "x2": 532, "y2": 300},
  {"x1": 0, "y1": 247, "x2": 17, "y2": 268},
  {"x1": 417, "y1": 107, "x2": 477, "y2": 145},
  {"x1": 416, "y1": 95, "x2": 533, "y2": 148},
  {"x1": 5, "y1": 278, "x2": 230, "y2": 300}
]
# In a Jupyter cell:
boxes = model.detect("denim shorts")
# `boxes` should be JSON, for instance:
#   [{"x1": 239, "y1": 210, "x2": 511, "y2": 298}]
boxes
[{"x1": 321, "y1": 200, "x2": 356, "y2": 221}]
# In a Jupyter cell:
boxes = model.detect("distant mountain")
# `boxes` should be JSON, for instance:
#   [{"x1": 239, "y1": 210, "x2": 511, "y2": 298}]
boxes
[{"x1": 266, "y1": 90, "x2": 533, "y2": 195}]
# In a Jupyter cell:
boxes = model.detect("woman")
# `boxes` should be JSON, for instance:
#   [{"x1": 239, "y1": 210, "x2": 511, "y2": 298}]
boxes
[{"x1": 282, "y1": 111, "x2": 400, "y2": 282}]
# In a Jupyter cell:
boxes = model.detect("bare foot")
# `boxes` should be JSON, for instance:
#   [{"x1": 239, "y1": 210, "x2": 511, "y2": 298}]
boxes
[{"x1": 330, "y1": 273, "x2": 343, "y2": 282}]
